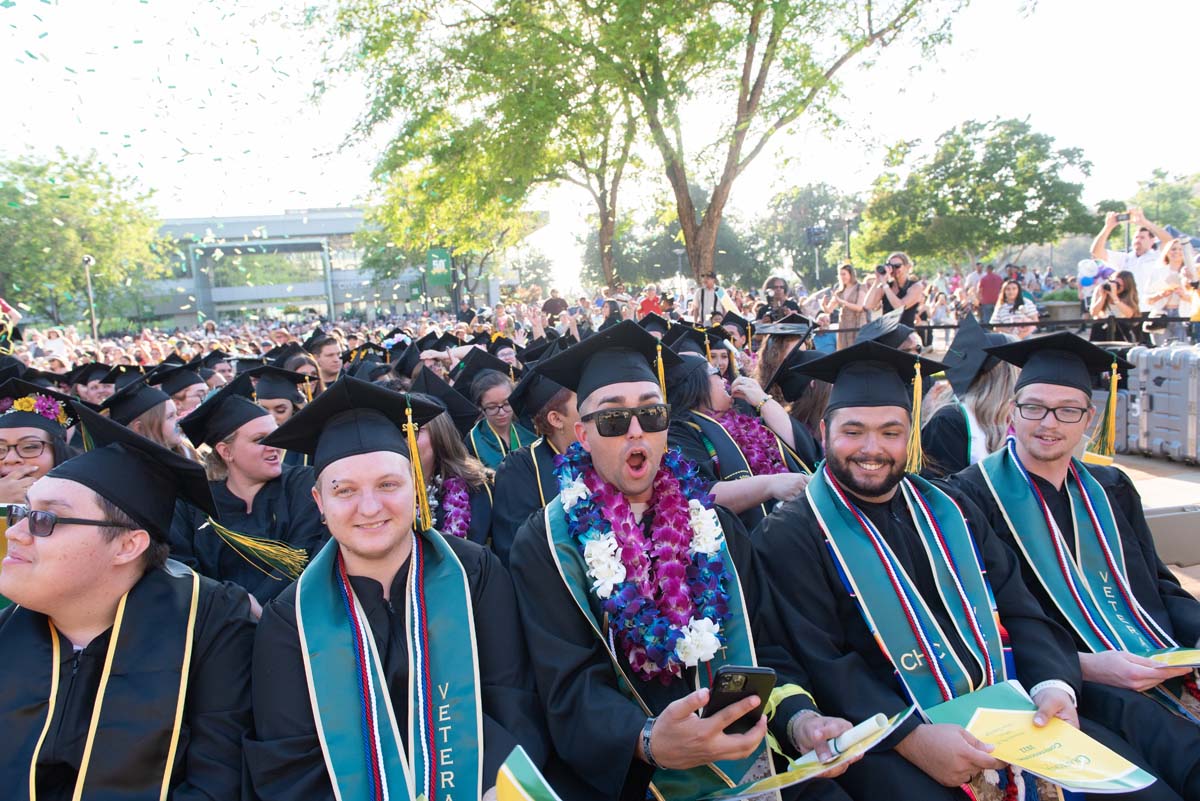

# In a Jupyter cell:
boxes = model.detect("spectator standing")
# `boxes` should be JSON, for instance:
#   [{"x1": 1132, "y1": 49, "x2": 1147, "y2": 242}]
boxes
[
  {"x1": 691, "y1": 271, "x2": 725, "y2": 322},
  {"x1": 1090, "y1": 207, "x2": 1173, "y2": 311},
  {"x1": 636, "y1": 283, "x2": 663, "y2": 317},
  {"x1": 989, "y1": 279, "x2": 1039, "y2": 338},
  {"x1": 963, "y1": 261, "x2": 983, "y2": 305},
  {"x1": 540, "y1": 288, "x2": 568, "y2": 321},
  {"x1": 866, "y1": 251, "x2": 925, "y2": 328},
  {"x1": 977, "y1": 263, "x2": 1003, "y2": 324},
  {"x1": 755, "y1": 274, "x2": 801, "y2": 321},
  {"x1": 1146, "y1": 238, "x2": 1196, "y2": 342},
  {"x1": 823, "y1": 264, "x2": 868, "y2": 351}
]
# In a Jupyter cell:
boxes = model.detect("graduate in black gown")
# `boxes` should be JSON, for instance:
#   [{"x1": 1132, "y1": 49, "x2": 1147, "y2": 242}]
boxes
[
  {"x1": 245, "y1": 376, "x2": 548, "y2": 801},
  {"x1": 0, "y1": 404, "x2": 254, "y2": 801},
  {"x1": 242, "y1": 364, "x2": 316, "y2": 468},
  {"x1": 490, "y1": 341, "x2": 579, "y2": 566},
  {"x1": 171, "y1": 378, "x2": 326, "y2": 610},
  {"x1": 754, "y1": 341, "x2": 1173, "y2": 801},
  {"x1": 510, "y1": 321, "x2": 853, "y2": 801},
  {"x1": 762, "y1": 346, "x2": 825, "y2": 470},
  {"x1": 949, "y1": 333, "x2": 1200, "y2": 799},
  {"x1": 919, "y1": 316, "x2": 1014, "y2": 478},
  {"x1": 454, "y1": 348, "x2": 536, "y2": 470}
]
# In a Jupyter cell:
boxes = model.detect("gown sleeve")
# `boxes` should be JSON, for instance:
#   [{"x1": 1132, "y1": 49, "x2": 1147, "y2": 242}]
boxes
[
  {"x1": 467, "y1": 480, "x2": 495, "y2": 547},
  {"x1": 172, "y1": 579, "x2": 257, "y2": 801},
  {"x1": 919, "y1": 406, "x2": 968, "y2": 479},
  {"x1": 491, "y1": 449, "x2": 539, "y2": 567},
  {"x1": 168, "y1": 499, "x2": 203, "y2": 570}
]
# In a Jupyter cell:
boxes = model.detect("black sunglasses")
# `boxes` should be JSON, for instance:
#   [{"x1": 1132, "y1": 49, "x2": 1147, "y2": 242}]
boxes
[
  {"x1": 7, "y1": 503, "x2": 128, "y2": 538},
  {"x1": 580, "y1": 403, "x2": 671, "y2": 437}
]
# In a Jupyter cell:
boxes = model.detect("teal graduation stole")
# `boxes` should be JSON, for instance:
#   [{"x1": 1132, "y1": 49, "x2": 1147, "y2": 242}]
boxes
[
  {"x1": 807, "y1": 464, "x2": 1006, "y2": 713},
  {"x1": 469, "y1": 419, "x2": 535, "y2": 469},
  {"x1": 296, "y1": 532, "x2": 483, "y2": 801},
  {"x1": 543, "y1": 497, "x2": 772, "y2": 800},
  {"x1": 979, "y1": 441, "x2": 1176, "y2": 655}
]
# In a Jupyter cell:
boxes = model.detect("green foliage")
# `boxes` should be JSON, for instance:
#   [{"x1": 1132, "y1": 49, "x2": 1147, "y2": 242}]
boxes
[
  {"x1": 1041, "y1": 288, "x2": 1078, "y2": 302},
  {"x1": 1130, "y1": 169, "x2": 1200, "y2": 233},
  {"x1": 0, "y1": 150, "x2": 171, "y2": 325},
  {"x1": 755, "y1": 183, "x2": 860, "y2": 285},
  {"x1": 857, "y1": 118, "x2": 1094, "y2": 267}
]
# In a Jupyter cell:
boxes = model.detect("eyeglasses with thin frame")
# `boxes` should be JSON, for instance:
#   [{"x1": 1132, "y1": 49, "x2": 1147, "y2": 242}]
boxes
[
  {"x1": 7, "y1": 504, "x2": 128, "y2": 538},
  {"x1": 580, "y1": 403, "x2": 671, "y2": 437},
  {"x1": 0, "y1": 440, "x2": 49, "y2": 460},
  {"x1": 1014, "y1": 403, "x2": 1088, "y2": 424},
  {"x1": 481, "y1": 400, "x2": 512, "y2": 416}
]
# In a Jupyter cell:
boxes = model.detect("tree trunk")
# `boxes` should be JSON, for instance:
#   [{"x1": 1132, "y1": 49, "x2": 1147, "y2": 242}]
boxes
[{"x1": 598, "y1": 210, "x2": 618, "y2": 288}]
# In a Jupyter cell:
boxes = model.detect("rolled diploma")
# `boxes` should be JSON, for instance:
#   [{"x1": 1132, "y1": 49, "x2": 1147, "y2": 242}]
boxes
[{"x1": 792, "y1": 712, "x2": 889, "y2": 765}]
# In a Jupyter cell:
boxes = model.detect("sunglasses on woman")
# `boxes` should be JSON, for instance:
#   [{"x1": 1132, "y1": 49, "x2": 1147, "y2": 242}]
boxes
[
  {"x1": 580, "y1": 403, "x2": 671, "y2": 437},
  {"x1": 7, "y1": 503, "x2": 127, "y2": 538}
]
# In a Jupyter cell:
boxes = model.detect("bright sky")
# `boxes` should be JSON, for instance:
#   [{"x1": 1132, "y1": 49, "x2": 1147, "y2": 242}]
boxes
[{"x1": 4, "y1": 0, "x2": 1199, "y2": 291}]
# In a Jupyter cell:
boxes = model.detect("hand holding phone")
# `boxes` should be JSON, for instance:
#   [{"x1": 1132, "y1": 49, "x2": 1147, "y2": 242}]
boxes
[{"x1": 701, "y1": 665, "x2": 776, "y2": 735}]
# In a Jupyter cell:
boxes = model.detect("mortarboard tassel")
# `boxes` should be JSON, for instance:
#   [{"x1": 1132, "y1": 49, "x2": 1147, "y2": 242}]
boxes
[
  {"x1": 656, "y1": 343, "x2": 667, "y2": 400},
  {"x1": 906, "y1": 361, "x2": 924, "y2": 474},
  {"x1": 405, "y1": 402, "x2": 432, "y2": 530},
  {"x1": 1084, "y1": 359, "x2": 1119, "y2": 465},
  {"x1": 202, "y1": 517, "x2": 308, "y2": 580},
  {"x1": 301, "y1": 377, "x2": 313, "y2": 404}
]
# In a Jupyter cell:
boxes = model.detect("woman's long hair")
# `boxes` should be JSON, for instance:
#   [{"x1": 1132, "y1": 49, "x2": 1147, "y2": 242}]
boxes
[
  {"x1": 787, "y1": 380, "x2": 831, "y2": 438},
  {"x1": 1114, "y1": 269, "x2": 1140, "y2": 310},
  {"x1": 669, "y1": 361, "x2": 714, "y2": 415},
  {"x1": 1001, "y1": 279, "x2": 1024, "y2": 313},
  {"x1": 964, "y1": 360, "x2": 1020, "y2": 453},
  {"x1": 131, "y1": 400, "x2": 200, "y2": 462},
  {"x1": 423, "y1": 411, "x2": 491, "y2": 490},
  {"x1": 754, "y1": 336, "x2": 800, "y2": 404}
]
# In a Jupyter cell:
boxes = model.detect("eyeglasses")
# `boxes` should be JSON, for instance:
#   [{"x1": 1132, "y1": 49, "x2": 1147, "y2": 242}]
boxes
[
  {"x1": 1014, "y1": 403, "x2": 1088, "y2": 423},
  {"x1": 887, "y1": 261, "x2": 905, "y2": 269},
  {"x1": 7, "y1": 504, "x2": 128, "y2": 538},
  {"x1": 481, "y1": 400, "x2": 512, "y2": 416},
  {"x1": 0, "y1": 440, "x2": 48, "y2": 459},
  {"x1": 580, "y1": 403, "x2": 671, "y2": 437},
  {"x1": 769, "y1": 284, "x2": 787, "y2": 290}
]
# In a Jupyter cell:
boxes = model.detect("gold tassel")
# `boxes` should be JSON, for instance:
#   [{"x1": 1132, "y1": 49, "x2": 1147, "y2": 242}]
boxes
[
  {"x1": 202, "y1": 517, "x2": 308, "y2": 580},
  {"x1": 301, "y1": 377, "x2": 313, "y2": 404},
  {"x1": 405, "y1": 403, "x2": 432, "y2": 530},
  {"x1": 656, "y1": 343, "x2": 667, "y2": 400},
  {"x1": 1085, "y1": 359, "x2": 1119, "y2": 464},
  {"x1": 906, "y1": 361, "x2": 924, "y2": 474},
  {"x1": 704, "y1": 337, "x2": 712, "y2": 362}
]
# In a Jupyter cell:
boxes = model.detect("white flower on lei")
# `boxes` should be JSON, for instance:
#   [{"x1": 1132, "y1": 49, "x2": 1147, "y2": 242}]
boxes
[
  {"x1": 583, "y1": 534, "x2": 626, "y2": 598},
  {"x1": 675, "y1": 617, "x2": 722, "y2": 667},
  {"x1": 687, "y1": 499, "x2": 725, "y2": 556},
  {"x1": 561, "y1": 475, "x2": 591, "y2": 511}
]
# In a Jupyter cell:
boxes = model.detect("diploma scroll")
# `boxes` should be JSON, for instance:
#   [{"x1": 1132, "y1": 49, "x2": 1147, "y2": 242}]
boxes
[{"x1": 789, "y1": 712, "x2": 889, "y2": 766}]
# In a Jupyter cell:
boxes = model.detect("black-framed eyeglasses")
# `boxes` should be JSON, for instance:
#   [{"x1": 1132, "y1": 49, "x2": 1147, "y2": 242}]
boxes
[
  {"x1": 1015, "y1": 403, "x2": 1088, "y2": 423},
  {"x1": 482, "y1": 400, "x2": 512, "y2": 416},
  {"x1": 0, "y1": 440, "x2": 48, "y2": 460},
  {"x1": 7, "y1": 504, "x2": 128, "y2": 538},
  {"x1": 580, "y1": 403, "x2": 671, "y2": 437}
]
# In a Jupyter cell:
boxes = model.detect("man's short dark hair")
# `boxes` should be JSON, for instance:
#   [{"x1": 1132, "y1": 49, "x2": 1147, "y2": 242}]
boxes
[{"x1": 95, "y1": 492, "x2": 169, "y2": 572}]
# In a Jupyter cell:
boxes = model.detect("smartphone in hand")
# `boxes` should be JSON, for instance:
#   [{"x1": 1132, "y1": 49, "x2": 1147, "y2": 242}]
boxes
[{"x1": 700, "y1": 666, "x2": 776, "y2": 735}]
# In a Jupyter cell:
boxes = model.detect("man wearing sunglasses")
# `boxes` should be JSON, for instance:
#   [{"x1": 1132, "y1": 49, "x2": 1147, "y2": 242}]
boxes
[
  {"x1": 0, "y1": 405, "x2": 255, "y2": 800},
  {"x1": 951, "y1": 332, "x2": 1200, "y2": 800},
  {"x1": 508, "y1": 321, "x2": 853, "y2": 801}
]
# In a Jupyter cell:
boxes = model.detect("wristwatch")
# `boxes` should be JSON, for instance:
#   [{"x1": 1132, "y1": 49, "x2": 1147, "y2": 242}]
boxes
[{"x1": 641, "y1": 716, "x2": 660, "y2": 769}]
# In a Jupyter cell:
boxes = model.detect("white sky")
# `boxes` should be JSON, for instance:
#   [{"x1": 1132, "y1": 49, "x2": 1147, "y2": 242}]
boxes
[{"x1": 4, "y1": 0, "x2": 1199, "y2": 290}]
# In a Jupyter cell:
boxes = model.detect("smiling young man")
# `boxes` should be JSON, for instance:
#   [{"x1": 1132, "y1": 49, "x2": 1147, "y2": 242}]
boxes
[
  {"x1": 950, "y1": 332, "x2": 1200, "y2": 799},
  {"x1": 0, "y1": 405, "x2": 255, "y2": 800},
  {"x1": 508, "y1": 321, "x2": 853, "y2": 801},
  {"x1": 245, "y1": 376, "x2": 547, "y2": 801},
  {"x1": 753, "y1": 340, "x2": 1171, "y2": 800}
]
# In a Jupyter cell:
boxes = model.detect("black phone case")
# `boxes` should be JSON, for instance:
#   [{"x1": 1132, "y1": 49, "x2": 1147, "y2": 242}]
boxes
[{"x1": 701, "y1": 666, "x2": 776, "y2": 735}]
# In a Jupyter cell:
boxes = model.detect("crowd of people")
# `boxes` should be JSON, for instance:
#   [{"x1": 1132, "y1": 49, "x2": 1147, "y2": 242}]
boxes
[{"x1": 1, "y1": 213, "x2": 1199, "y2": 801}]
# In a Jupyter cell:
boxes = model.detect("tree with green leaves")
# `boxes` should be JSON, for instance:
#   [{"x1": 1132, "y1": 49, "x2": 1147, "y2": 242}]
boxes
[
  {"x1": 0, "y1": 150, "x2": 170, "y2": 325},
  {"x1": 755, "y1": 183, "x2": 860, "y2": 284},
  {"x1": 856, "y1": 118, "x2": 1095, "y2": 268},
  {"x1": 1130, "y1": 169, "x2": 1199, "y2": 233}
]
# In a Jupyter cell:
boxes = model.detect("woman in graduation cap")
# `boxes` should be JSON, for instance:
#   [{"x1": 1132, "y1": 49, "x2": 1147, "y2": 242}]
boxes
[
  {"x1": 410, "y1": 367, "x2": 496, "y2": 546},
  {"x1": 454, "y1": 349, "x2": 536, "y2": 470},
  {"x1": 0, "y1": 404, "x2": 255, "y2": 800},
  {"x1": 148, "y1": 358, "x2": 210, "y2": 417},
  {"x1": 243, "y1": 364, "x2": 316, "y2": 468},
  {"x1": 245, "y1": 376, "x2": 549, "y2": 801},
  {"x1": 99, "y1": 375, "x2": 198, "y2": 461},
  {"x1": 171, "y1": 377, "x2": 326, "y2": 610}
]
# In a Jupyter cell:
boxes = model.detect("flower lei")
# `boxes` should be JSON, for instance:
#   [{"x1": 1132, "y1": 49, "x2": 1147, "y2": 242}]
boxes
[
  {"x1": 0, "y1": 393, "x2": 70, "y2": 426},
  {"x1": 717, "y1": 407, "x2": 786, "y2": 477},
  {"x1": 555, "y1": 442, "x2": 732, "y2": 684},
  {"x1": 428, "y1": 474, "x2": 472, "y2": 539}
]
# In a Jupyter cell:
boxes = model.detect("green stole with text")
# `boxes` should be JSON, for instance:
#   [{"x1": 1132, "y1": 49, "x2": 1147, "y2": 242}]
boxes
[
  {"x1": 544, "y1": 497, "x2": 774, "y2": 800},
  {"x1": 807, "y1": 465, "x2": 1006, "y2": 713},
  {"x1": 296, "y1": 531, "x2": 483, "y2": 801}
]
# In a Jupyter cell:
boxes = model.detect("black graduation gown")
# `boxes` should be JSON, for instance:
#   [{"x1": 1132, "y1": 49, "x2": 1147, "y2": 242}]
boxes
[
  {"x1": 433, "y1": 476, "x2": 494, "y2": 546},
  {"x1": 788, "y1": 418, "x2": 823, "y2": 471},
  {"x1": 0, "y1": 574, "x2": 255, "y2": 801},
  {"x1": 168, "y1": 464, "x2": 328, "y2": 603},
  {"x1": 919, "y1": 403, "x2": 971, "y2": 479},
  {"x1": 491, "y1": 439, "x2": 560, "y2": 566},
  {"x1": 951, "y1": 464, "x2": 1200, "y2": 798},
  {"x1": 244, "y1": 535, "x2": 548, "y2": 800},
  {"x1": 752, "y1": 484, "x2": 1084, "y2": 798},
  {"x1": 509, "y1": 504, "x2": 845, "y2": 801}
]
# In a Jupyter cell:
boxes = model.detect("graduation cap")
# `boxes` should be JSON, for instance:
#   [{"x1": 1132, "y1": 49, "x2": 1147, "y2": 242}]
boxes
[
  {"x1": 768, "y1": 348, "x2": 826, "y2": 403},
  {"x1": 302, "y1": 326, "x2": 330, "y2": 353},
  {"x1": 199, "y1": 349, "x2": 231, "y2": 370},
  {"x1": 262, "y1": 376, "x2": 443, "y2": 528},
  {"x1": 0, "y1": 359, "x2": 24, "y2": 385},
  {"x1": 229, "y1": 356, "x2": 267, "y2": 375},
  {"x1": 488, "y1": 335, "x2": 522, "y2": 359},
  {"x1": 752, "y1": 312, "x2": 815, "y2": 340},
  {"x1": 534, "y1": 319, "x2": 682, "y2": 406},
  {"x1": 147, "y1": 357, "x2": 207, "y2": 396},
  {"x1": 21, "y1": 368, "x2": 62, "y2": 390},
  {"x1": 388, "y1": 344, "x2": 420, "y2": 379},
  {"x1": 507, "y1": 339, "x2": 575, "y2": 427},
  {"x1": 351, "y1": 358, "x2": 393, "y2": 383},
  {"x1": 101, "y1": 364, "x2": 146, "y2": 391},
  {"x1": 245, "y1": 365, "x2": 314, "y2": 405},
  {"x1": 0, "y1": 378, "x2": 79, "y2": 435},
  {"x1": 942, "y1": 316, "x2": 1012, "y2": 398},
  {"x1": 48, "y1": 404, "x2": 215, "y2": 541},
  {"x1": 261, "y1": 342, "x2": 304, "y2": 368},
  {"x1": 99, "y1": 377, "x2": 170, "y2": 425},
  {"x1": 720, "y1": 311, "x2": 752, "y2": 340},
  {"x1": 414, "y1": 331, "x2": 440, "y2": 353},
  {"x1": 411, "y1": 367, "x2": 479, "y2": 437},
  {"x1": 664, "y1": 352, "x2": 714, "y2": 397},
  {"x1": 451, "y1": 347, "x2": 519, "y2": 395},
  {"x1": 855, "y1": 309, "x2": 915, "y2": 350},
  {"x1": 638, "y1": 312, "x2": 673, "y2": 338},
  {"x1": 666, "y1": 325, "x2": 730, "y2": 361},
  {"x1": 67, "y1": 362, "x2": 110, "y2": 388},
  {"x1": 986, "y1": 331, "x2": 1134, "y2": 463},
  {"x1": 178, "y1": 376, "x2": 270, "y2": 448},
  {"x1": 795, "y1": 340, "x2": 944, "y2": 473}
]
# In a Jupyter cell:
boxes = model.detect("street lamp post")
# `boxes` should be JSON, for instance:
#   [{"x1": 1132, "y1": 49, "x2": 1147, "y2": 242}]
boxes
[{"x1": 81, "y1": 255, "x2": 99, "y2": 342}]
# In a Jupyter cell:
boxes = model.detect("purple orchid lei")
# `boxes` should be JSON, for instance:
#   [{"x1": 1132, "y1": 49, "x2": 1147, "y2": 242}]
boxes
[
  {"x1": 717, "y1": 407, "x2": 786, "y2": 477},
  {"x1": 437, "y1": 475, "x2": 472, "y2": 539},
  {"x1": 555, "y1": 442, "x2": 732, "y2": 684}
]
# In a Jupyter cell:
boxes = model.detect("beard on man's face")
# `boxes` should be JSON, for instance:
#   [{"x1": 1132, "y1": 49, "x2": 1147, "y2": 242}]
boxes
[{"x1": 824, "y1": 442, "x2": 906, "y2": 500}]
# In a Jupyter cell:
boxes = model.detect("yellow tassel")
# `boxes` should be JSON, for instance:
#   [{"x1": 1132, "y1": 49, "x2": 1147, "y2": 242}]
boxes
[
  {"x1": 906, "y1": 361, "x2": 924, "y2": 474},
  {"x1": 202, "y1": 517, "x2": 308, "y2": 580},
  {"x1": 405, "y1": 404, "x2": 432, "y2": 530},
  {"x1": 656, "y1": 343, "x2": 667, "y2": 400},
  {"x1": 704, "y1": 337, "x2": 712, "y2": 362},
  {"x1": 301, "y1": 378, "x2": 313, "y2": 404},
  {"x1": 1086, "y1": 358, "x2": 1119, "y2": 461}
]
